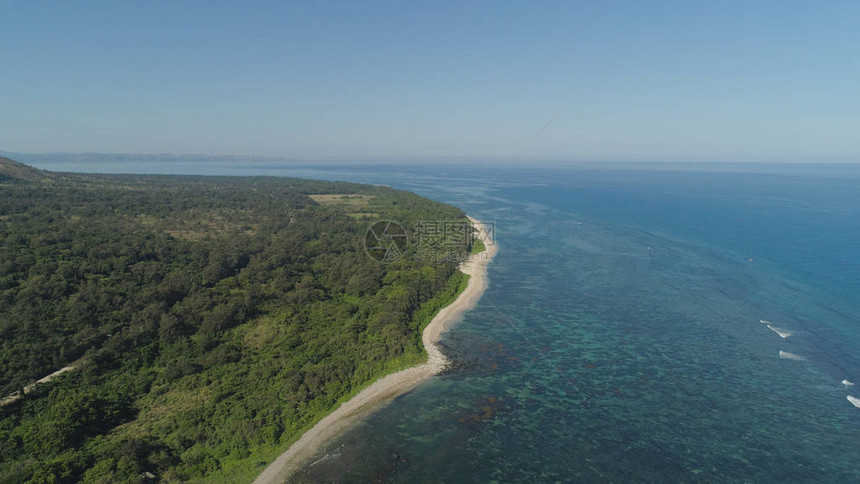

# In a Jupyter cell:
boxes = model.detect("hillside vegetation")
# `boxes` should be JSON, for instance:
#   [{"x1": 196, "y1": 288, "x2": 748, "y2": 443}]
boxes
[
  {"x1": 0, "y1": 157, "x2": 52, "y2": 183},
  {"x1": 0, "y1": 162, "x2": 473, "y2": 482}
]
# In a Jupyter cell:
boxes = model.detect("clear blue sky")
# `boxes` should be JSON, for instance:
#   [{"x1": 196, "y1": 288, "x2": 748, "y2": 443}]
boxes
[{"x1": 2, "y1": 1, "x2": 858, "y2": 162}]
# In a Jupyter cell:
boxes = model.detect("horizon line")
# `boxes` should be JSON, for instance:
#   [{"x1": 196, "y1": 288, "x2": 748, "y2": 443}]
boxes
[{"x1": 4, "y1": 150, "x2": 860, "y2": 166}]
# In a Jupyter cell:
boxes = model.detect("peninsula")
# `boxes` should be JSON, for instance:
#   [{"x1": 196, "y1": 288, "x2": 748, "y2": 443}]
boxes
[
  {"x1": 254, "y1": 217, "x2": 497, "y2": 483},
  {"x1": 0, "y1": 157, "x2": 484, "y2": 482}
]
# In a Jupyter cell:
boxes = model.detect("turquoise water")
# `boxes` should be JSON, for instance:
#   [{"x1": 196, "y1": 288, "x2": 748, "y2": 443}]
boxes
[{"x1": 26, "y1": 159, "x2": 860, "y2": 481}]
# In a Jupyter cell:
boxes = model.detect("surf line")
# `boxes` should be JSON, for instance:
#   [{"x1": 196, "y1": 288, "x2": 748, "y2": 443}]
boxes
[
  {"x1": 767, "y1": 325, "x2": 793, "y2": 339},
  {"x1": 779, "y1": 350, "x2": 806, "y2": 361}
]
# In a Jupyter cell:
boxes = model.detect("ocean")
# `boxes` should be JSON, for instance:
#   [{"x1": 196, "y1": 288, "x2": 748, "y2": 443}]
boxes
[{"x1": 25, "y1": 159, "x2": 860, "y2": 482}]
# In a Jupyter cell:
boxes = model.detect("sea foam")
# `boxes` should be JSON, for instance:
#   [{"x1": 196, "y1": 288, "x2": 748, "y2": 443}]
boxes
[
  {"x1": 767, "y1": 325, "x2": 793, "y2": 338},
  {"x1": 779, "y1": 350, "x2": 806, "y2": 361},
  {"x1": 847, "y1": 396, "x2": 860, "y2": 409}
]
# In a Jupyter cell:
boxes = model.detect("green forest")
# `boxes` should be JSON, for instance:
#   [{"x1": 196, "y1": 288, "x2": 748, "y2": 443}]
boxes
[{"x1": 0, "y1": 158, "x2": 474, "y2": 483}]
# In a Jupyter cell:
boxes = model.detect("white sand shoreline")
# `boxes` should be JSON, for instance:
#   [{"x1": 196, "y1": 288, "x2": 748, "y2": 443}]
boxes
[{"x1": 253, "y1": 216, "x2": 497, "y2": 483}]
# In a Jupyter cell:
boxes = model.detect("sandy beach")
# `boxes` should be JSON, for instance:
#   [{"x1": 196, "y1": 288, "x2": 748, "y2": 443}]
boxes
[{"x1": 254, "y1": 216, "x2": 497, "y2": 484}]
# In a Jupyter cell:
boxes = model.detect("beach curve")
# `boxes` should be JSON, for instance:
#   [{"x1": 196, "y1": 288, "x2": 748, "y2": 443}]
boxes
[{"x1": 253, "y1": 216, "x2": 497, "y2": 483}]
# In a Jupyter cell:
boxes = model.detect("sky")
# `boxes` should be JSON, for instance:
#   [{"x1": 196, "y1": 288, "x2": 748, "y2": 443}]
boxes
[{"x1": 1, "y1": 1, "x2": 859, "y2": 162}]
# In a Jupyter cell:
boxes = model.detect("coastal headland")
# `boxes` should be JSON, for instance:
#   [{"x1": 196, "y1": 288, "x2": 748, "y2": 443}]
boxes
[{"x1": 254, "y1": 216, "x2": 497, "y2": 483}]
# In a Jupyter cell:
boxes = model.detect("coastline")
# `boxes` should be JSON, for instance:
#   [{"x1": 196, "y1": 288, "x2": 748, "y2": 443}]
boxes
[{"x1": 253, "y1": 216, "x2": 497, "y2": 483}]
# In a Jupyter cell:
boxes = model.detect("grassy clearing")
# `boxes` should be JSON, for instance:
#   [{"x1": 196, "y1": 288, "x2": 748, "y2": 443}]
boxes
[
  {"x1": 471, "y1": 238, "x2": 486, "y2": 254},
  {"x1": 309, "y1": 194, "x2": 374, "y2": 207}
]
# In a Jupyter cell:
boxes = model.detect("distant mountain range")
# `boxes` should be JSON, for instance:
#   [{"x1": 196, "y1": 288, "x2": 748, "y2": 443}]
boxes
[{"x1": 0, "y1": 151, "x2": 305, "y2": 165}]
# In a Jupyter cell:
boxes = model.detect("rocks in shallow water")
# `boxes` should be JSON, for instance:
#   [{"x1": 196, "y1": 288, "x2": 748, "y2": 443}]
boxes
[{"x1": 456, "y1": 396, "x2": 503, "y2": 423}]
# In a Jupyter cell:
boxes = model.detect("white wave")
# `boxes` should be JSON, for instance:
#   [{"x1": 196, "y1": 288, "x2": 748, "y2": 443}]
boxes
[
  {"x1": 843, "y1": 380, "x2": 855, "y2": 387},
  {"x1": 767, "y1": 325, "x2": 793, "y2": 339},
  {"x1": 779, "y1": 350, "x2": 806, "y2": 361},
  {"x1": 309, "y1": 444, "x2": 344, "y2": 467},
  {"x1": 759, "y1": 319, "x2": 773, "y2": 325},
  {"x1": 848, "y1": 396, "x2": 860, "y2": 409}
]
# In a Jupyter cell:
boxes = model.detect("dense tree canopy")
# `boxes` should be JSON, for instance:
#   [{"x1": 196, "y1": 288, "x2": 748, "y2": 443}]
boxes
[{"x1": 0, "y1": 168, "x2": 473, "y2": 483}]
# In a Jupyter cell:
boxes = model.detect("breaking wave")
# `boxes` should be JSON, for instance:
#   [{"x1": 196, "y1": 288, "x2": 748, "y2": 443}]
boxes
[
  {"x1": 767, "y1": 325, "x2": 793, "y2": 338},
  {"x1": 779, "y1": 350, "x2": 806, "y2": 361}
]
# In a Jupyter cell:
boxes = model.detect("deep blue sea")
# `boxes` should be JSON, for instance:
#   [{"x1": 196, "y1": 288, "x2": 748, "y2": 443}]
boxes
[{"x1": 26, "y1": 159, "x2": 860, "y2": 482}]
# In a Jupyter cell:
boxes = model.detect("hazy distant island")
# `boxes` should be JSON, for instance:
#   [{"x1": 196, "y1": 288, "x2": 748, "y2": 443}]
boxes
[{"x1": 0, "y1": 156, "x2": 491, "y2": 482}]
